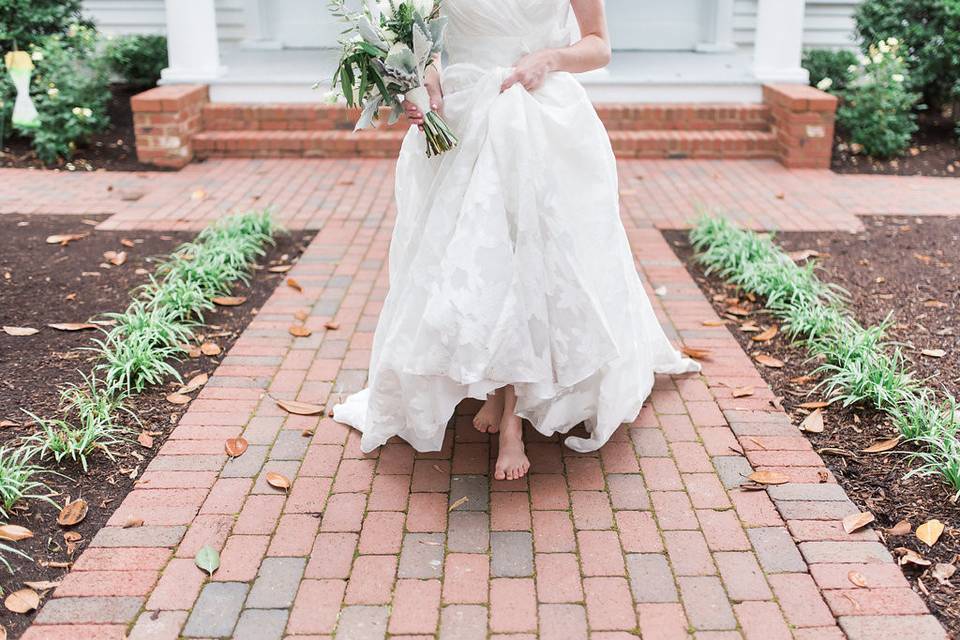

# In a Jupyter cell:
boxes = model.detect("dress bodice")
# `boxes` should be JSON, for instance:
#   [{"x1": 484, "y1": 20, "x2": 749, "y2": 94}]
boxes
[{"x1": 441, "y1": 0, "x2": 573, "y2": 68}]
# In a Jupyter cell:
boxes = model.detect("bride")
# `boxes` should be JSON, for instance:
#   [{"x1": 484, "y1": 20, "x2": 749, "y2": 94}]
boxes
[{"x1": 333, "y1": 0, "x2": 700, "y2": 481}]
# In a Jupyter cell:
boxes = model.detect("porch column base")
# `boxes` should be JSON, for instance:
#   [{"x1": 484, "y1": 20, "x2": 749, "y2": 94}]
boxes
[
  {"x1": 763, "y1": 83, "x2": 838, "y2": 169},
  {"x1": 131, "y1": 85, "x2": 210, "y2": 169}
]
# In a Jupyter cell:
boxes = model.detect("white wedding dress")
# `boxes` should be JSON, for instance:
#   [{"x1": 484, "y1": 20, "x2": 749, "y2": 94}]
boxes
[{"x1": 333, "y1": 0, "x2": 700, "y2": 454}]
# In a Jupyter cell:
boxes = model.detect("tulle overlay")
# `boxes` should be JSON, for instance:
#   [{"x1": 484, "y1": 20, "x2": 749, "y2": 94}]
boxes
[{"x1": 332, "y1": 0, "x2": 700, "y2": 453}]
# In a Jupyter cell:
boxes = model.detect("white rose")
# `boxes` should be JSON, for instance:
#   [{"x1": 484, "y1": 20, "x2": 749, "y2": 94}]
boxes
[
  {"x1": 877, "y1": 41, "x2": 890, "y2": 54},
  {"x1": 47, "y1": 87, "x2": 59, "y2": 97},
  {"x1": 82, "y1": 108, "x2": 93, "y2": 118},
  {"x1": 31, "y1": 51, "x2": 44, "y2": 62},
  {"x1": 816, "y1": 77, "x2": 833, "y2": 91},
  {"x1": 847, "y1": 64, "x2": 858, "y2": 73},
  {"x1": 72, "y1": 107, "x2": 82, "y2": 116},
  {"x1": 892, "y1": 73, "x2": 904, "y2": 82},
  {"x1": 887, "y1": 37, "x2": 899, "y2": 46},
  {"x1": 871, "y1": 54, "x2": 883, "y2": 64}
]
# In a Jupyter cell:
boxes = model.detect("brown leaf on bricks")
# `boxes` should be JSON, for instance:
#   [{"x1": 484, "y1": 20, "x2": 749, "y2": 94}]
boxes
[
  {"x1": 200, "y1": 342, "x2": 222, "y2": 357},
  {"x1": 732, "y1": 386, "x2": 754, "y2": 398},
  {"x1": 57, "y1": 499, "x2": 88, "y2": 527},
  {"x1": 747, "y1": 471, "x2": 789, "y2": 485},
  {"x1": 862, "y1": 436, "x2": 901, "y2": 454},
  {"x1": 916, "y1": 519, "x2": 945, "y2": 547},
  {"x1": 842, "y1": 511, "x2": 875, "y2": 534},
  {"x1": 274, "y1": 398, "x2": 325, "y2": 416},
  {"x1": 847, "y1": 571, "x2": 868, "y2": 588},
  {"x1": 266, "y1": 472, "x2": 291, "y2": 491},
  {"x1": 0, "y1": 525, "x2": 33, "y2": 542},
  {"x1": 799, "y1": 409, "x2": 825, "y2": 434},
  {"x1": 754, "y1": 354, "x2": 784, "y2": 368},
  {"x1": 295, "y1": 310, "x2": 309, "y2": 322},
  {"x1": 225, "y1": 437, "x2": 249, "y2": 458},
  {"x1": 681, "y1": 346, "x2": 711, "y2": 361},
  {"x1": 289, "y1": 325, "x2": 312, "y2": 338},
  {"x1": 287, "y1": 278, "x2": 303, "y2": 293},
  {"x1": 324, "y1": 321, "x2": 341, "y2": 330},
  {"x1": 4, "y1": 588, "x2": 39, "y2": 614},
  {"x1": 123, "y1": 518, "x2": 144, "y2": 529},
  {"x1": 738, "y1": 481, "x2": 766, "y2": 491},
  {"x1": 701, "y1": 319, "x2": 727, "y2": 327},
  {"x1": 887, "y1": 520, "x2": 912, "y2": 536},
  {"x1": 751, "y1": 326, "x2": 779, "y2": 342},
  {"x1": 212, "y1": 296, "x2": 247, "y2": 307}
]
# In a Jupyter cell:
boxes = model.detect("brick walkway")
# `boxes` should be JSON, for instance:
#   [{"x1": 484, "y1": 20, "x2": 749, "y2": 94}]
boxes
[
  {"x1": 3, "y1": 159, "x2": 960, "y2": 232},
  {"x1": 12, "y1": 159, "x2": 953, "y2": 640}
]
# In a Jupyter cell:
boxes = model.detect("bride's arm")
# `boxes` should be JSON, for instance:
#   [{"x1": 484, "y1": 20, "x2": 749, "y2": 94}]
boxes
[{"x1": 501, "y1": 0, "x2": 611, "y2": 92}]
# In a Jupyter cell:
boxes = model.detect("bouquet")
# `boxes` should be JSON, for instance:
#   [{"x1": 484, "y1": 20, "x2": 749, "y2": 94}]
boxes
[{"x1": 326, "y1": 0, "x2": 458, "y2": 157}]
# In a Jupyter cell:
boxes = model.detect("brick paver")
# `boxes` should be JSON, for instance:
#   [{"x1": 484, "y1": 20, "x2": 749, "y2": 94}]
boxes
[{"x1": 16, "y1": 158, "x2": 950, "y2": 639}]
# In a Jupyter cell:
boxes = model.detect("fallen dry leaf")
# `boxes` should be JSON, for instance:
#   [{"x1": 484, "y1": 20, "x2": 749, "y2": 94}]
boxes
[
  {"x1": 191, "y1": 189, "x2": 208, "y2": 201},
  {"x1": 847, "y1": 571, "x2": 868, "y2": 588},
  {"x1": 289, "y1": 325, "x2": 312, "y2": 338},
  {"x1": 681, "y1": 346, "x2": 711, "y2": 361},
  {"x1": 200, "y1": 342, "x2": 222, "y2": 357},
  {"x1": 842, "y1": 511, "x2": 875, "y2": 534},
  {"x1": 726, "y1": 305, "x2": 751, "y2": 317},
  {"x1": 932, "y1": 563, "x2": 956, "y2": 585},
  {"x1": 268, "y1": 264, "x2": 293, "y2": 273},
  {"x1": 752, "y1": 326, "x2": 779, "y2": 342},
  {"x1": 57, "y1": 499, "x2": 88, "y2": 527},
  {"x1": 701, "y1": 319, "x2": 726, "y2": 327},
  {"x1": 789, "y1": 375, "x2": 816, "y2": 385},
  {"x1": 266, "y1": 472, "x2": 291, "y2": 491},
  {"x1": 800, "y1": 409, "x2": 825, "y2": 434},
  {"x1": 4, "y1": 588, "x2": 39, "y2": 614},
  {"x1": 275, "y1": 398, "x2": 325, "y2": 416},
  {"x1": 917, "y1": 519, "x2": 945, "y2": 547},
  {"x1": 120, "y1": 238, "x2": 135, "y2": 248},
  {"x1": 225, "y1": 437, "x2": 248, "y2": 458},
  {"x1": 294, "y1": 310, "x2": 309, "y2": 322},
  {"x1": 287, "y1": 278, "x2": 303, "y2": 293},
  {"x1": 797, "y1": 401, "x2": 830, "y2": 410},
  {"x1": 449, "y1": 496, "x2": 469, "y2": 512},
  {"x1": 47, "y1": 323, "x2": 98, "y2": 332},
  {"x1": 888, "y1": 520, "x2": 912, "y2": 536},
  {"x1": 0, "y1": 420, "x2": 16, "y2": 428},
  {"x1": 788, "y1": 249, "x2": 820, "y2": 261},
  {"x1": 732, "y1": 387, "x2": 754, "y2": 398},
  {"x1": 754, "y1": 354, "x2": 784, "y2": 369},
  {"x1": 862, "y1": 436, "x2": 901, "y2": 454},
  {"x1": 137, "y1": 432, "x2": 154, "y2": 448},
  {"x1": 2, "y1": 326, "x2": 38, "y2": 336},
  {"x1": 921, "y1": 349, "x2": 946, "y2": 358},
  {"x1": 178, "y1": 373, "x2": 209, "y2": 394},
  {"x1": 45, "y1": 233, "x2": 88, "y2": 246},
  {"x1": 212, "y1": 296, "x2": 247, "y2": 307},
  {"x1": 0, "y1": 525, "x2": 33, "y2": 542},
  {"x1": 123, "y1": 518, "x2": 144, "y2": 529},
  {"x1": 896, "y1": 547, "x2": 931, "y2": 567},
  {"x1": 103, "y1": 250, "x2": 127, "y2": 266},
  {"x1": 324, "y1": 321, "x2": 341, "y2": 330},
  {"x1": 748, "y1": 470, "x2": 789, "y2": 485},
  {"x1": 22, "y1": 581, "x2": 59, "y2": 591}
]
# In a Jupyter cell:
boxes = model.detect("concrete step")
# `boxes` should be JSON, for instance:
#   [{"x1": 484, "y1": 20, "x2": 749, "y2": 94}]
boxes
[
  {"x1": 201, "y1": 103, "x2": 772, "y2": 133},
  {"x1": 192, "y1": 128, "x2": 777, "y2": 160}
]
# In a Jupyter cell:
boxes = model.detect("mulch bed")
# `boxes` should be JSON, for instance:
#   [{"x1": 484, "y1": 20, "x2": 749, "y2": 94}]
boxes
[
  {"x1": 1, "y1": 84, "x2": 161, "y2": 172},
  {"x1": 665, "y1": 215, "x2": 960, "y2": 636},
  {"x1": 0, "y1": 214, "x2": 313, "y2": 638},
  {"x1": 832, "y1": 113, "x2": 960, "y2": 177}
]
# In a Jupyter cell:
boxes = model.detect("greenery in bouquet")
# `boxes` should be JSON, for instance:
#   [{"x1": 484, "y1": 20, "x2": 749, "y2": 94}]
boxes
[{"x1": 327, "y1": 0, "x2": 458, "y2": 157}]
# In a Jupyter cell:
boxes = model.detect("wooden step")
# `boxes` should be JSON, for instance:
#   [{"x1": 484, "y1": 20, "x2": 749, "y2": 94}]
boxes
[
  {"x1": 193, "y1": 128, "x2": 777, "y2": 160},
  {"x1": 201, "y1": 102, "x2": 772, "y2": 133}
]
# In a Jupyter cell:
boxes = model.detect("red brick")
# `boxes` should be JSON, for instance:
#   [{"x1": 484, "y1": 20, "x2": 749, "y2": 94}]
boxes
[
  {"x1": 406, "y1": 492, "x2": 447, "y2": 532},
  {"x1": 56, "y1": 570, "x2": 157, "y2": 597},
  {"x1": 358, "y1": 511, "x2": 405, "y2": 554},
  {"x1": 214, "y1": 535, "x2": 270, "y2": 581},
  {"x1": 616, "y1": 511, "x2": 663, "y2": 553},
  {"x1": 269, "y1": 514, "x2": 320, "y2": 555},
  {"x1": 490, "y1": 578, "x2": 538, "y2": 633},
  {"x1": 535, "y1": 553, "x2": 584, "y2": 603},
  {"x1": 345, "y1": 555, "x2": 398, "y2": 604},
  {"x1": 443, "y1": 553, "x2": 489, "y2": 604},
  {"x1": 734, "y1": 601, "x2": 792, "y2": 640},
  {"x1": 636, "y1": 603, "x2": 689, "y2": 640},
  {"x1": 584, "y1": 577, "x2": 636, "y2": 631},
  {"x1": 390, "y1": 579, "x2": 441, "y2": 634},
  {"x1": 491, "y1": 491, "x2": 531, "y2": 531},
  {"x1": 570, "y1": 491, "x2": 614, "y2": 530},
  {"x1": 532, "y1": 511, "x2": 576, "y2": 552},
  {"x1": 767, "y1": 573, "x2": 835, "y2": 627},
  {"x1": 287, "y1": 579, "x2": 346, "y2": 634},
  {"x1": 145, "y1": 558, "x2": 205, "y2": 610},
  {"x1": 578, "y1": 530, "x2": 626, "y2": 576}
]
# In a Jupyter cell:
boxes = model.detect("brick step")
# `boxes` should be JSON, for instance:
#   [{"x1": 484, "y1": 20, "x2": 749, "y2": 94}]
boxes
[
  {"x1": 193, "y1": 128, "x2": 777, "y2": 160},
  {"x1": 201, "y1": 102, "x2": 772, "y2": 133}
]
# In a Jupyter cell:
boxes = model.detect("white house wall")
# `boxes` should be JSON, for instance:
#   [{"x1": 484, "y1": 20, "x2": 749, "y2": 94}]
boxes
[
  {"x1": 84, "y1": 0, "x2": 861, "y2": 50},
  {"x1": 83, "y1": 0, "x2": 245, "y2": 43}
]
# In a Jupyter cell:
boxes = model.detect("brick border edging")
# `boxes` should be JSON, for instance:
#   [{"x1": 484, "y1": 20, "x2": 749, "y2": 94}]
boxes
[
  {"x1": 131, "y1": 85, "x2": 209, "y2": 169},
  {"x1": 762, "y1": 83, "x2": 838, "y2": 169},
  {"x1": 633, "y1": 227, "x2": 947, "y2": 640}
]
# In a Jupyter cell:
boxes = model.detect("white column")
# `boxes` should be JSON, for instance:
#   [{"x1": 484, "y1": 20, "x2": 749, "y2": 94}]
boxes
[
  {"x1": 160, "y1": 0, "x2": 227, "y2": 83},
  {"x1": 242, "y1": 0, "x2": 282, "y2": 49},
  {"x1": 696, "y1": 0, "x2": 736, "y2": 53},
  {"x1": 753, "y1": 0, "x2": 808, "y2": 83}
]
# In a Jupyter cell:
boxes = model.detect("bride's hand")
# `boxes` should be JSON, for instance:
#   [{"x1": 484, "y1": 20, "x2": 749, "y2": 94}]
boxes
[
  {"x1": 404, "y1": 66, "x2": 444, "y2": 129},
  {"x1": 501, "y1": 50, "x2": 556, "y2": 93}
]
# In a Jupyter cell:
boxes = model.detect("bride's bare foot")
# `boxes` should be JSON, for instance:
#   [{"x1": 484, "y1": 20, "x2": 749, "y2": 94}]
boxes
[
  {"x1": 494, "y1": 385, "x2": 529, "y2": 481},
  {"x1": 473, "y1": 388, "x2": 504, "y2": 433}
]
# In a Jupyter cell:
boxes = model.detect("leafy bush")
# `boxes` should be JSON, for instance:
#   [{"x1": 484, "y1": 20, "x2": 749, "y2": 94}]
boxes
[
  {"x1": 104, "y1": 34, "x2": 167, "y2": 88},
  {"x1": 0, "y1": 25, "x2": 110, "y2": 164},
  {"x1": 802, "y1": 49, "x2": 860, "y2": 93},
  {"x1": 836, "y1": 40, "x2": 921, "y2": 158},
  {"x1": 854, "y1": 0, "x2": 960, "y2": 109},
  {"x1": 0, "y1": 0, "x2": 92, "y2": 51}
]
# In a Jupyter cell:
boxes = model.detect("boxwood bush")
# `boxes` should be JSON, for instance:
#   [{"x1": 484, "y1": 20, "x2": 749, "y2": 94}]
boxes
[{"x1": 104, "y1": 34, "x2": 168, "y2": 88}]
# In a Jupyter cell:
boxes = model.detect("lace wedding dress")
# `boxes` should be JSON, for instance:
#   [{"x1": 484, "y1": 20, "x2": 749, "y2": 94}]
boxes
[{"x1": 332, "y1": 0, "x2": 700, "y2": 454}]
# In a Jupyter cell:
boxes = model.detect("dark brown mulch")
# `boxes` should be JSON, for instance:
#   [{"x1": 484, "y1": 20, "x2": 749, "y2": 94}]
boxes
[
  {"x1": 665, "y1": 215, "x2": 960, "y2": 637},
  {"x1": 0, "y1": 84, "x2": 163, "y2": 172},
  {"x1": 832, "y1": 113, "x2": 960, "y2": 177},
  {"x1": 0, "y1": 214, "x2": 313, "y2": 638}
]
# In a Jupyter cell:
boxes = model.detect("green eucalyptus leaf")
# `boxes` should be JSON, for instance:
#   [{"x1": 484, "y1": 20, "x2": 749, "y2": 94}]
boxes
[{"x1": 195, "y1": 545, "x2": 220, "y2": 576}]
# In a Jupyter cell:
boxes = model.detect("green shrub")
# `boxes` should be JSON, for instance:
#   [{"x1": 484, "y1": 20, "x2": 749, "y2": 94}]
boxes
[
  {"x1": 104, "y1": 34, "x2": 167, "y2": 88},
  {"x1": 837, "y1": 40, "x2": 920, "y2": 158},
  {"x1": 802, "y1": 49, "x2": 860, "y2": 93},
  {"x1": 854, "y1": 0, "x2": 960, "y2": 109},
  {"x1": 0, "y1": 25, "x2": 111, "y2": 164},
  {"x1": 0, "y1": 0, "x2": 92, "y2": 51}
]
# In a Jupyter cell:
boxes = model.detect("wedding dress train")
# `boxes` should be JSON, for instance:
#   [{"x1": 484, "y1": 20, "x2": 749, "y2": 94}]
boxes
[{"x1": 332, "y1": 0, "x2": 700, "y2": 454}]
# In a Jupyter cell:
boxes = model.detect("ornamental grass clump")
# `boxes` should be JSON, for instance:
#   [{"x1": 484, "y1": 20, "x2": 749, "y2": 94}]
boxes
[
  {"x1": 690, "y1": 215, "x2": 960, "y2": 491},
  {"x1": 0, "y1": 445, "x2": 55, "y2": 520}
]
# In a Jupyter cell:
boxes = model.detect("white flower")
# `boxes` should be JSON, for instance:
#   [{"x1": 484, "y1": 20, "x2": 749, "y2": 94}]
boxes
[
  {"x1": 887, "y1": 37, "x2": 899, "y2": 46},
  {"x1": 892, "y1": 73, "x2": 904, "y2": 82},
  {"x1": 858, "y1": 54, "x2": 870, "y2": 65},
  {"x1": 847, "y1": 64, "x2": 858, "y2": 73},
  {"x1": 72, "y1": 107, "x2": 83, "y2": 116},
  {"x1": 31, "y1": 51, "x2": 44, "y2": 62},
  {"x1": 47, "y1": 87, "x2": 59, "y2": 97},
  {"x1": 82, "y1": 108, "x2": 93, "y2": 118},
  {"x1": 871, "y1": 53, "x2": 883, "y2": 64},
  {"x1": 816, "y1": 77, "x2": 833, "y2": 91},
  {"x1": 877, "y1": 41, "x2": 890, "y2": 54}
]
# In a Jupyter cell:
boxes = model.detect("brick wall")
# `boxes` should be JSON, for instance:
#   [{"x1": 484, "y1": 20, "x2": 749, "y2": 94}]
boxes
[
  {"x1": 131, "y1": 85, "x2": 209, "y2": 169},
  {"x1": 763, "y1": 84, "x2": 838, "y2": 169}
]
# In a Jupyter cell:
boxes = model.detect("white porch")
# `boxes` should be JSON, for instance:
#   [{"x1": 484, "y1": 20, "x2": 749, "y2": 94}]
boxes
[{"x1": 159, "y1": 0, "x2": 812, "y2": 104}]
